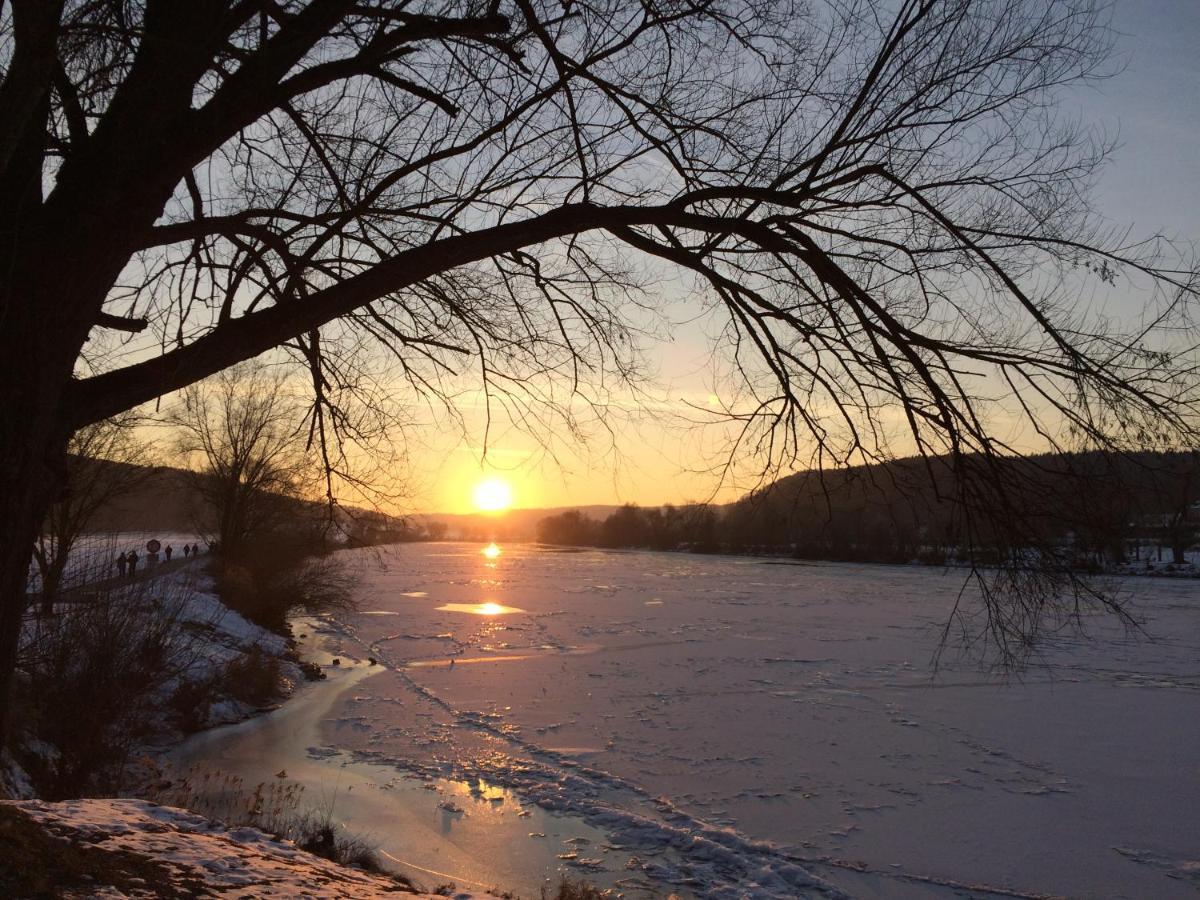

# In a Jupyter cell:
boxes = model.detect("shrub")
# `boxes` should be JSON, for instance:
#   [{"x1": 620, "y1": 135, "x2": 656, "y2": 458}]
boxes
[
  {"x1": 221, "y1": 645, "x2": 282, "y2": 708},
  {"x1": 292, "y1": 807, "x2": 394, "y2": 876},
  {"x1": 166, "y1": 671, "x2": 224, "y2": 734},
  {"x1": 17, "y1": 575, "x2": 216, "y2": 798},
  {"x1": 297, "y1": 659, "x2": 326, "y2": 682},
  {"x1": 217, "y1": 536, "x2": 357, "y2": 632}
]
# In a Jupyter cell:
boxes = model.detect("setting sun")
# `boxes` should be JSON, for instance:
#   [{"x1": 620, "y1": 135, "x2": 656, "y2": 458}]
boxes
[{"x1": 473, "y1": 478, "x2": 513, "y2": 512}]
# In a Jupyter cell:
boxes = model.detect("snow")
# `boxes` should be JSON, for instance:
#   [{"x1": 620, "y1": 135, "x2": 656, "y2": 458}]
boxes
[
  {"x1": 0, "y1": 751, "x2": 35, "y2": 800},
  {"x1": 167, "y1": 542, "x2": 1200, "y2": 898},
  {"x1": 3, "y1": 798, "x2": 492, "y2": 898},
  {"x1": 163, "y1": 574, "x2": 302, "y2": 730},
  {"x1": 11, "y1": 555, "x2": 303, "y2": 792}
]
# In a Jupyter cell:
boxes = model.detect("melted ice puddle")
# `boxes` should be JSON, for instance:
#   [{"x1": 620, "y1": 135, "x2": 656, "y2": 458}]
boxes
[{"x1": 437, "y1": 602, "x2": 525, "y2": 616}]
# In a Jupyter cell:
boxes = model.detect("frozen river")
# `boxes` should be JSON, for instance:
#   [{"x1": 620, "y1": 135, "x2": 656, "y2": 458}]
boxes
[{"x1": 174, "y1": 542, "x2": 1200, "y2": 898}]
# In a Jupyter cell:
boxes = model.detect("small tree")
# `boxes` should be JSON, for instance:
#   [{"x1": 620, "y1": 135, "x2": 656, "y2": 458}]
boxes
[
  {"x1": 31, "y1": 414, "x2": 150, "y2": 614},
  {"x1": 170, "y1": 365, "x2": 313, "y2": 562}
]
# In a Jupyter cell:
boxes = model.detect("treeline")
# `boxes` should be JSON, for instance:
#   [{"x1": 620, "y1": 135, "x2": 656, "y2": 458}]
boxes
[
  {"x1": 342, "y1": 513, "x2": 446, "y2": 547},
  {"x1": 538, "y1": 504, "x2": 720, "y2": 551},
  {"x1": 537, "y1": 451, "x2": 1200, "y2": 568}
]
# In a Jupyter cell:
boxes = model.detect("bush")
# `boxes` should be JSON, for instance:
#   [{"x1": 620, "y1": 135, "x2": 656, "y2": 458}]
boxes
[
  {"x1": 221, "y1": 645, "x2": 282, "y2": 708},
  {"x1": 218, "y1": 536, "x2": 357, "y2": 632},
  {"x1": 165, "y1": 644, "x2": 283, "y2": 733},
  {"x1": 17, "y1": 575, "x2": 216, "y2": 798},
  {"x1": 293, "y1": 808, "x2": 391, "y2": 875},
  {"x1": 166, "y1": 671, "x2": 223, "y2": 734}
]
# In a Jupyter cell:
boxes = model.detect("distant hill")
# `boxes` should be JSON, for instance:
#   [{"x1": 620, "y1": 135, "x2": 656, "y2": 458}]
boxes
[
  {"x1": 66, "y1": 456, "x2": 409, "y2": 541},
  {"x1": 80, "y1": 462, "x2": 200, "y2": 533},
  {"x1": 76, "y1": 449, "x2": 1200, "y2": 567},
  {"x1": 527, "y1": 450, "x2": 1200, "y2": 566},
  {"x1": 75, "y1": 453, "x2": 625, "y2": 542}
]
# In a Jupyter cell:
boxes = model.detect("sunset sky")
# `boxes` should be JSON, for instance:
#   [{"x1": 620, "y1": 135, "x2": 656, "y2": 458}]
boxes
[
  {"x1": 412, "y1": 0, "x2": 1200, "y2": 515},
  {"x1": 111, "y1": 1, "x2": 1200, "y2": 517}
]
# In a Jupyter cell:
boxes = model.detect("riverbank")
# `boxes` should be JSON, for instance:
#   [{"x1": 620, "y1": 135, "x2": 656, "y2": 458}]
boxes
[
  {"x1": 4, "y1": 561, "x2": 305, "y2": 799},
  {"x1": 537, "y1": 539, "x2": 1200, "y2": 578},
  {"x1": 3, "y1": 560, "x2": 560, "y2": 898},
  {"x1": 161, "y1": 617, "x2": 628, "y2": 897},
  {"x1": 0, "y1": 798, "x2": 444, "y2": 899},
  {"x1": 8, "y1": 543, "x2": 620, "y2": 897}
]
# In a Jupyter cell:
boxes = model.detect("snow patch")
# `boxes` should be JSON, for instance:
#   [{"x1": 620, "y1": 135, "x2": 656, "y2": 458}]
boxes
[{"x1": 4, "y1": 798, "x2": 498, "y2": 898}]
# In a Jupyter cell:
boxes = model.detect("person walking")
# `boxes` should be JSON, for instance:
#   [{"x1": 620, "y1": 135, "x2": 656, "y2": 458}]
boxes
[
  {"x1": 183, "y1": 544, "x2": 190, "y2": 559},
  {"x1": 165, "y1": 545, "x2": 173, "y2": 562},
  {"x1": 127, "y1": 550, "x2": 139, "y2": 578},
  {"x1": 116, "y1": 552, "x2": 127, "y2": 578}
]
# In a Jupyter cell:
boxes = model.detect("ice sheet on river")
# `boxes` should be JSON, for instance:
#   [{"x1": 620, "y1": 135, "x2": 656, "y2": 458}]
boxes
[{"x1": 249, "y1": 544, "x2": 1200, "y2": 897}]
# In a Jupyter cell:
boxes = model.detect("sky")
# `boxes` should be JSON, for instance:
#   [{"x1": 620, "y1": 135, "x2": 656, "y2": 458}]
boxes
[
  {"x1": 412, "y1": 0, "x2": 1200, "y2": 515},
  {"x1": 110, "y1": 2, "x2": 1199, "y2": 517}
]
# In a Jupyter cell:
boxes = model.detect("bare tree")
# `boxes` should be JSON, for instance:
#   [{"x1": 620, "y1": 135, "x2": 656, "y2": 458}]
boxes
[
  {"x1": 1, "y1": 0, "x2": 1199, "y2": 737},
  {"x1": 170, "y1": 365, "x2": 312, "y2": 561},
  {"x1": 31, "y1": 414, "x2": 151, "y2": 615}
]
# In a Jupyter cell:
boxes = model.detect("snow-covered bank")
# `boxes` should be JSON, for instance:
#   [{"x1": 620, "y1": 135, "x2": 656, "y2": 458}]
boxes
[
  {"x1": 8, "y1": 562, "x2": 305, "y2": 799},
  {"x1": 164, "y1": 622, "x2": 621, "y2": 898},
  {"x1": 0, "y1": 798, "x2": 490, "y2": 898}
]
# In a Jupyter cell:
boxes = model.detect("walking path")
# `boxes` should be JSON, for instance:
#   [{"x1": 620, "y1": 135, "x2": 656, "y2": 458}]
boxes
[
  {"x1": 79, "y1": 554, "x2": 206, "y2": 596},
  {"x1": 28, "y1": 553, "x2": 208, "y2": 615}
]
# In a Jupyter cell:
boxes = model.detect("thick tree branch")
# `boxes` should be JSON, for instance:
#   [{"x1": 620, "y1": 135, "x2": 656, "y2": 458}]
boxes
[{"x1": 94, "y1": 312, "x2": 149, "y2": 334}]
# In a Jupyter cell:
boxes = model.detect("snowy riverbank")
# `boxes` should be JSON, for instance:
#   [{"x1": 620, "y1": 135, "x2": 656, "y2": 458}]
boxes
[
  {"x1": 5, "y1": 560, "x2": 305, "y2": 799},
  {"x1": 3, "y1": 559, "x2": 522, "y2": 897},
  {"x1": 0, "y1": 798, "x2": 492, "y2": 898}
]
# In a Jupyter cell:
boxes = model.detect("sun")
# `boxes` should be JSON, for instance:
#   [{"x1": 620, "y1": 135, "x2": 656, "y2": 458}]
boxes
[{"x1": 473, "y1": 478, "x2": 513, "y2": 513}]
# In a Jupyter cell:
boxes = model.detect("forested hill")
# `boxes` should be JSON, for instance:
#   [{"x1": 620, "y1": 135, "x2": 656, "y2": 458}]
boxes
[
  {"x1": 71, "y1": 460, "x2": 197, "y2": 533},
  {"x1": 536, "y1": 451, "x2": 1200, "y2": 566},
  {"x1": 56, "y1": 456, "x2": 413, "y2": 543}
]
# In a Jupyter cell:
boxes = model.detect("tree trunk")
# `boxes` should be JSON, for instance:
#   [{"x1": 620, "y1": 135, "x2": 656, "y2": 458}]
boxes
[
  {"x1": 0, "y1": 424, "x2": 66, "y2": 749},
  {"x1": 0, "y1": 299, "x2": 78, "y2": 748}
]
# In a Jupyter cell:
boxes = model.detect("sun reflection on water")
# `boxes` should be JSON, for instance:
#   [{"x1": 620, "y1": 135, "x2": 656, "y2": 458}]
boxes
[
  {"x1": 436, "y1": 601, "x2": 525, "y2": 615},
  {"x1": 481, "y1": 542, "x2": 501, "y2": 560}
]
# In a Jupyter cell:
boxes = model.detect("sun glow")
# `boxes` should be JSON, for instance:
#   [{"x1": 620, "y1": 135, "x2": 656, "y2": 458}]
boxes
[
  {"x1": 473, "y1": 478, "x2": 513, "y2": 512},
  {"x1": 482, "y1": 542, "x2": 501, "y2": 560}
]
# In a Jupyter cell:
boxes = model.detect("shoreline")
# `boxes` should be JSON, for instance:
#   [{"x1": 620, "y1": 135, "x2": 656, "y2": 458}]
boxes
[
  {"x1": 160, "y1": 614, "x2": 632, "y2": 898},
  {"x1": 527, "y1": 539, "x2": 1200, "y2": 578}
]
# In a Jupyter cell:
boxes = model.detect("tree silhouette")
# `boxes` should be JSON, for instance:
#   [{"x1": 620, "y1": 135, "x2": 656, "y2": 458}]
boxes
[
  {"x1": 1, "y1": 0, "x2": 1199, "y2": 737},
  {"x1": 169, "y1": 365, "x2": 313, "y2": 561}
]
